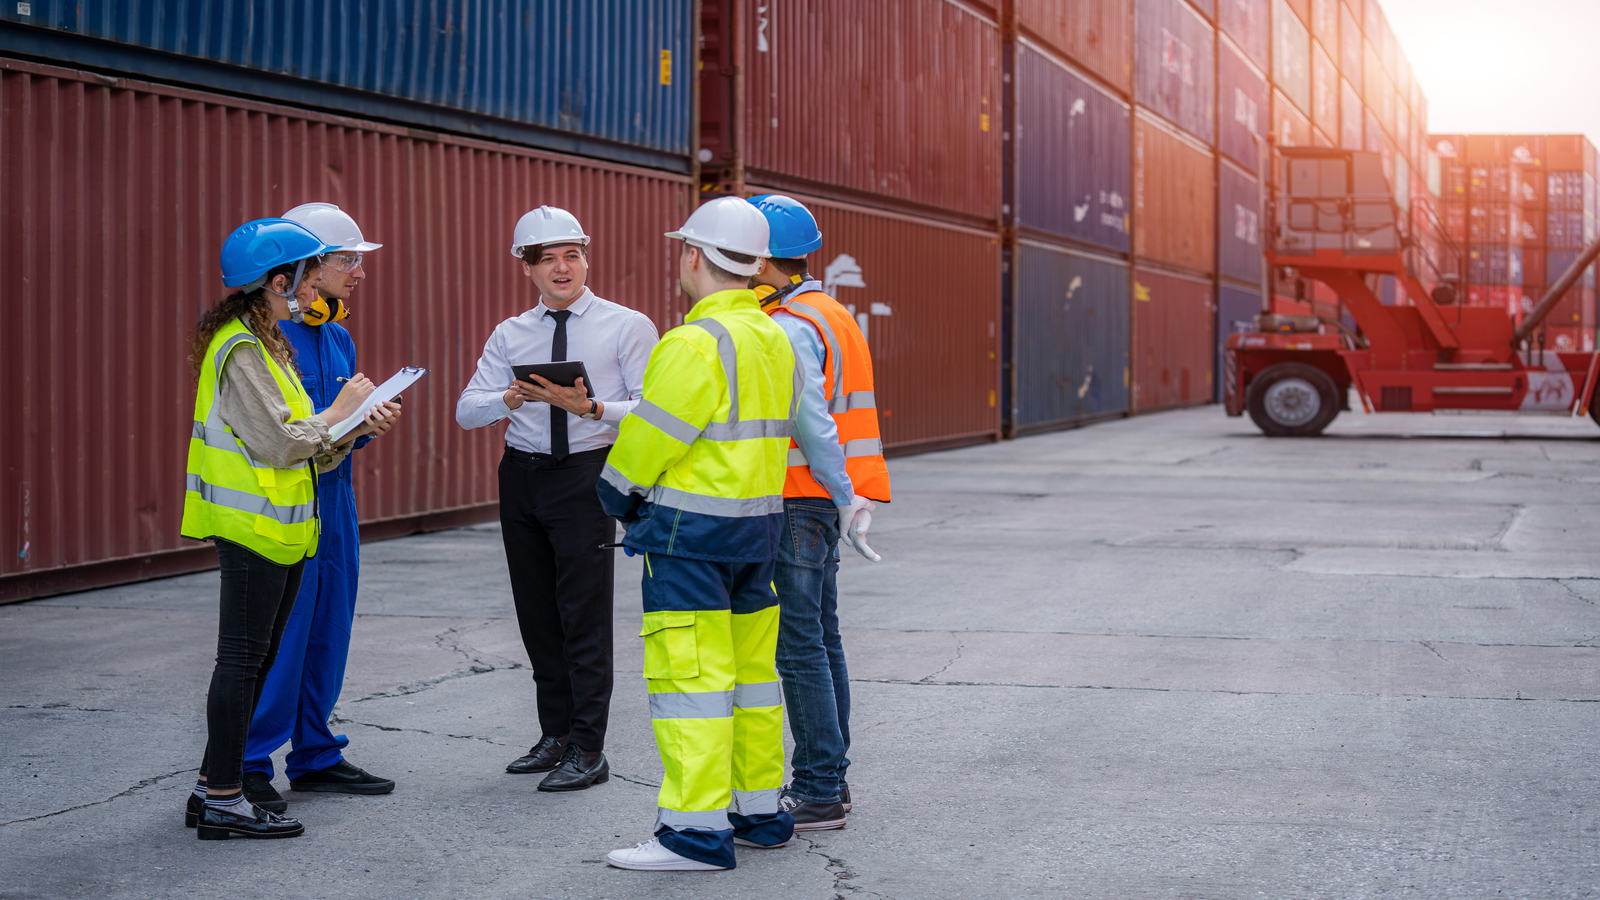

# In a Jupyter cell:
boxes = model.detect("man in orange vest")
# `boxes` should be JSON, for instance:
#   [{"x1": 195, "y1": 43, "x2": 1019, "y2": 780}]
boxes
[{"x1": 749, "y1": 194, "x2": 891, "y2": 831}]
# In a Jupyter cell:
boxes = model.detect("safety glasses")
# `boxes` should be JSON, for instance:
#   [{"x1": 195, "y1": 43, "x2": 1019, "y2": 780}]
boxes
[{"x1": 321, "y1": 252, "x2": 364, "y2": 272}]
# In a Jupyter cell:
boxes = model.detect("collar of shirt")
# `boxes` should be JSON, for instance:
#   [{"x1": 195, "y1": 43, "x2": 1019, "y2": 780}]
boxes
[
  {"x1": 534, "y1": 287, "x2": 596, "y2": 319},
  {"x1": 687, "y1": 288, "x2": 761, "y2": 321}
]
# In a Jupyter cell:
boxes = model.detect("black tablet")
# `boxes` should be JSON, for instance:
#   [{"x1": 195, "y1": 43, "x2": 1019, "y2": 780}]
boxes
[{"x1": 512, "y1": 361, "x2": 596, "y2": 398}]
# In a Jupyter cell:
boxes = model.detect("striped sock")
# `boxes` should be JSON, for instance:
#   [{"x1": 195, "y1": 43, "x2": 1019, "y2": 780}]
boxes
[
  {"x1": 204, "y1": 793, "x2": 250, "y2": 812},
  {"x1": 192, "y1": 782, "x2": 207, "y2": 801}
]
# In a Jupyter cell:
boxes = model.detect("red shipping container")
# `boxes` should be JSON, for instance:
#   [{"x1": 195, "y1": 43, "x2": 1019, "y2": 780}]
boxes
[
  {"x1": 1441, "y1": 202, "x2": 1466, "y2": 243},
  {"x1": 1395, "y1": 93, "x2": 1410, "y2": 161},
  {"x1": 1282, "y1": 0, "x2": 1311, "y2": 27},
  {"x1": 1273, "y1": 88, "x2": 1313, "y2": 148},
  {"x1": 1508, "y1": 135, "x2": 1545, "y2": 167},
  {"x1": 1339, "y1": 1, "x2": 1362, "y2": 79},
  {"x1": 1310, "y1": 0, "x2": 1339, "y2": 54},
  {"x1": 1311, "y1": 41, "x2": 1339, "y2": 137},
  {"x1": 1273, "y1": 0, "x2": 1312, "y2": 114},
  {"x1": 1132, "y1": 267, "x2": 1216, "y2": 410},
  {"x1": 1134, "y1": 113, "x2": 1217, "y2": 274},
  {"x1": 1522, "y1": 249, "x2": 1547, "y2": 285},
  {"x1": 1464, "y1": 285, "x2": 1511, "y2": 309},
  {"x1": 1513, "y1": 168, "x2": 1545, "y2": 207},
  {"x1": 1135, "y1": 0, "x2": 1218, "y2": 144},
  {"x1": 1314, "y1": 127, "x2": 1336, "y2": 148},
  {"x1": 1431, "y1": 134, "x2": 1464, "y2": 160},
  {"x1": 1465, "y1": 134, "x2": 1508, "y2": 163},
  {"x1": 1542, "y1": 327, "x2": 1594, "y2": 352},
  {"x1": 763, "y1": 192, "x2": 1003, "y2": 452},
  {"x1": 743, "y1": 0, "x2": 1002, "y2": 221},
  {"x1": 1217, "y1": 0, "x2": 1270, "y2": 71},
  {"x1": 1339, "y1": 77, "x2": 1362, "y2": 150},
  {"x1": 1546, "y1": 135, "x2": 1594, "y2": 173},
  {"x1": 1469, "y1": 204, "x2": 1514, "y2": 243},
  {"x1": 1015, "y1": 0, "x2": 1134, "y2": 95},
  {"x1": 1514, "y1": 211, "x2": 1543, "y2": 246},
  {"x1": 0, "y1": 59, "x2": 694, "y2": 599}
]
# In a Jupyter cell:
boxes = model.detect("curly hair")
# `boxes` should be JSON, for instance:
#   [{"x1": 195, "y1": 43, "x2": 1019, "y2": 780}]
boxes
[{"x1": 189, "y1": 261, "x2": 316, "y2": 380}]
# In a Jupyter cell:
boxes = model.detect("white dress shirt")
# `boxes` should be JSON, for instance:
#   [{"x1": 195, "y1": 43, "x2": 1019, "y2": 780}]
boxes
[{"x1": 456, "y1": 288, "x2": 659, "y2": 454}]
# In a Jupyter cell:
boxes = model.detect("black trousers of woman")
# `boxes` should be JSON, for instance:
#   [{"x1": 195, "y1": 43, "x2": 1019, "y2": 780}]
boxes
[{"x1": 199, "y1": 538, "x2": 306, "y2": 791}]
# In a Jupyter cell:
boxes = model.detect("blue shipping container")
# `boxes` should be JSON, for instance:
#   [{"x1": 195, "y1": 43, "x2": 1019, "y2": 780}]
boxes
[
  {"x1": 1015, "y1": 42, "x2": 1131, "y2": 254},
  {"x1": 1548, "y1": 211, "x2": 1585, "y2": 249},
  {"x1": 1216, "y1": 39, "x2": 1267, "y2": 171},
  {"x1": 1135, "y1": 0, "x2": 1216, "y2": 144},
  {"x1": 1216, "y1": 282, "x2": 1259, "y2": 402},
  {"x1": 0, "y1": 0, "x2": 693, "y2": 167},
  {"x1": 1468, "y1": 246, "x2": 1520, "y2": 285},
  {"x1": 1013, "y1": 242, "x2": 1131, "y2": 430},
  {"x1": 1217, "y1": 160, "x2": 1262, "y2": 284},
  {"x1": 1547, "y1": 250, "x2": 1598, "y2": 289}
]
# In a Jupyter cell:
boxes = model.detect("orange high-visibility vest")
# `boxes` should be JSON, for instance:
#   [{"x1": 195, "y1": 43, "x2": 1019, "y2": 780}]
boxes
[{"x1": 768, "y1": 289, "x2": 892, "y2": 503}]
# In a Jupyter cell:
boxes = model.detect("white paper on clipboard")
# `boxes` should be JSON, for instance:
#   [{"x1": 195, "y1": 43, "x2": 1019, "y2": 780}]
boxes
[{"x1": 329, "y1": 366, "x2": 428, "y2": 441}]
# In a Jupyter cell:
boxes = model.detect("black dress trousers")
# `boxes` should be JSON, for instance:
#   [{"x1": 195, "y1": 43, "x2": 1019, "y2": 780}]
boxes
[{"x1": 497, "y1": 444, "x2": 616, "y2": 752}]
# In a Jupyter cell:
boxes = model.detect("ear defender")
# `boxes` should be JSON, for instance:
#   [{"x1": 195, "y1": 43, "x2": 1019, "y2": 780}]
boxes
[{"x1": 303, "y1": 295, "x2": 349, "y2": 325}]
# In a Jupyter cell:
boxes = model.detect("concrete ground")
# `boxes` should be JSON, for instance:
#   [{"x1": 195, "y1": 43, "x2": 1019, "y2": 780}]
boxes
[{"x1": 3, "y1": 406, "x2": 1599, "y2": 899}]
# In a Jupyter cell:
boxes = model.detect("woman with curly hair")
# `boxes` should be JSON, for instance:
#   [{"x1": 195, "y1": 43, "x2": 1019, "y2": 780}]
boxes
[{"x1": 180, "y1": 218, "x2": 379, "y2": 840}]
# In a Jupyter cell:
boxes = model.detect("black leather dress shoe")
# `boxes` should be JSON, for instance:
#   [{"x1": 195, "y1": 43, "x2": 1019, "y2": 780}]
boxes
[
  {"x1": 506, "y1": 735, "x2": 569, "y2": 775},
  {"x1": 195, "y1": 802, "x2": 304, "y2": 840},
  {"x1": 242, "y1": 771, "x2": 288, "y2": 812},
  {"x1": 185, "y1": 793, "x2": 203, "y2": 828},
  {"x1": 288, "y1": 760, "x2": 395, "y2": 795},
  {"x1": 537, "y1": 745, "x2": 610, "y2": 792}
]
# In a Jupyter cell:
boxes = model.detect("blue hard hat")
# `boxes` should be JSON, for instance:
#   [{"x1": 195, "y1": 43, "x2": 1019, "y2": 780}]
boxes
[
  {"x1": 220, "y1": 218, "x2": 338, "y2": 288},
  {"x1": 749, "y1": 194, "x2": 823, "y2": 258}
]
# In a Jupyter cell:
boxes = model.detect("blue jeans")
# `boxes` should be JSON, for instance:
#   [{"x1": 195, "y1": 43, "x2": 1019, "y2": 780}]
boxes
[{"x1": 773, "y1": 498, "x2": 851, "y2": 804}]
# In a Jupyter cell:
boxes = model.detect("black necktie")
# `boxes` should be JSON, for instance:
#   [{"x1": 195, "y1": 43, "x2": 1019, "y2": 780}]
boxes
[{"x1": 546, "y1": 309, "x2": 571, "y2": 460}]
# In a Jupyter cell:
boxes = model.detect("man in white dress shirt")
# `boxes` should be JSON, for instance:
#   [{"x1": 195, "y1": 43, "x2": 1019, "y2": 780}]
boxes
[{"x1": 456, "y1": 206, "x2": 658, "y2": 791}]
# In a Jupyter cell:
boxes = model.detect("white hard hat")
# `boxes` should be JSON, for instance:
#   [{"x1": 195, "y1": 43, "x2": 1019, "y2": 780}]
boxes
[
  {"x1": 511, "y1": 206, "x2": 590, "y2": 258},
  {"x1": 282, "y1": 202, "x2": 382, "y2": 252},
  {"x1": 665, "y1": 196, "x2": 772, "y2": 277}
]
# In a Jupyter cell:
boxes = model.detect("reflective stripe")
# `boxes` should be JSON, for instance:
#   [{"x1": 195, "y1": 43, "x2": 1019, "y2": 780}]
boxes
[
  {"x1": 731, "y1": 788, "x2": 781, "y2": 815},
  {"x1": 843, "y1": 438, "x2": 883, "y2": 458},
  {"x1": 732, "y1": 681, "x2": 782, "y2": 708},
  {"x1": 790, "y1": 354, "x2": 803, "y2": 421},
  {"x1": 192, "y1": 419, "x2": 274, "y2": 468},
  {"x1": 787, "y1": 447, "x2": 809, "y2": 468},
  {"x1": 656, "y1": 807, "x2": 732, "y2": 832},
  {"x1": 786, "y1": 299, "x2": 846, "y2": 401},
  {"x1": 631, "y1": 399, "x2": 702, "y2": 445},
  {"x1": 829, "y1": 390, "x2": 876, "y2": 414},
  {"x1": 600, "y1": 463, "x2": 650, "y2": 498},
  {"x1": 212, "y1": 331, "x2": 256, "y2": 379},
  {"x1": 649, "y1": 690, "x2": 734, "y2": 720},
  {"x1": 185, "y1": 473, "x2": 314, "y2": 525},
  {"x1": 688, "y1": 318, "x2": 741, "y2": 423},
  {"x1": 701, "y1": 418, "x2": 793, "y2": 441},
  {"x1": 647, "y1": 485, "x2": 784, "y2": 518}
]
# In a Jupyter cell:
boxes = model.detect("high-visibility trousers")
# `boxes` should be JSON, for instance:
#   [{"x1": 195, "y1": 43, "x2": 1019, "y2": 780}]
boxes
[{"x1": 639, "y1": 551, "x2": 794, "y2": 869}]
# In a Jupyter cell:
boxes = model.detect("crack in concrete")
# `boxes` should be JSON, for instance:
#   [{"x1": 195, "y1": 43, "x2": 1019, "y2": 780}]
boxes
[
  {"x1": 0, "y1": 768, "x2": 191, "y2": 827},
  {"x1": 1418, "y1": 640, "x2": 1520, "y2": 698},
  {"x1": 1556, "y1": 580, "x2": 1598, "y2": 607},
  {"x1": 1489, "y1": 505, "x2": 1529, "y2": 552},
  {"x1": 849, "y1": 676, "x2": 1598, "y2": 702},
  {"x1": 608, "y1": 772, "x2": 662, "y2": 789},
  {"x1": 328, "y1": 712, "x2": 507, "y2": 746},
  {"x1": 348, "y1": 620, "x2": 527, "y2": 704},
  {"x1": 5, "y1": 704, "x2": 116, "y2": 713},
  {"x1": 797, "y1": 834, "x2": 888, "y2": 900},
  {"x1": 919, "y1": 633, "x2": 963, "y2": 682}
]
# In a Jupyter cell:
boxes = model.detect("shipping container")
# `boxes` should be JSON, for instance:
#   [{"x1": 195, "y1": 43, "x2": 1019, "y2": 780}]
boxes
[
  {"x1": 1546, "y1": 135, "x2": 1594, "y2": 172},
  {"x1": 1273, "y1": 0, "x2": 1312, "y2": 115},
  {"x1": 1339, "y1": 1, "x2": 1362, "y2": 80},
  {"x1": 1217, "y1": 160, "x2": 1263, "y2": 284},
  {"x1": 1548, "y1": 171, "x2": 1584, "y2": 209},
  {"x1": 1465, "y1": 134, "x2": 1508, "y2": 163},
  {"x1": 1546, "y1": 250, "x2": 1597, "y2": 287},
  {"x1": 0, "y1": 58, "x2": 694, "y2": 602},
  {"x1": 1363, "y1": 42, "x2": 1396, "y2": 139},
  {"x1": 1521, "y1": 249, "x2": 1546, "y2": 286},
  {"x1": 737, "y1": 0, "x2": 1002, "y2": 222},
  {"x1": 1, "y1": 0, "x2": 695, "y2": 170},
  {"x1": 761, "y1": 192, "x2": 1003, "y2": 452},
  {"x1": 1431, "y1": 134, "x2": 1464, "y2": 160},
  {"x1": 1514, "y1": 169, "x2": 1546, "y2": 207},
  {"x1": 1281, "y1": 0, "x2": 1311, "y2": 27},
  {"x1": 1132, "y1": 266, "x2": 1216, "y2": 410},
  {"x1": 1273, "y1": 88, "x2": 1312, "y2": 148},
  {"x1": 1507, "y1": 135, "x2": 1545, "y2": 167},
  {"x1": 1216, "y1": 281, "x2": 1262, "y2": 401},
  {"x1": 1541, "y1": 326, "x2": 1596, "y2": 353},
  {"x1": 1014, "y1": 41, "x2": 1132, "y2": 253},
  {"x1": 1548, "y1": 210, "x2": 1586, "y2": 249},
  {"x1": 1011, "y1": 242, "x2": 1131, "y2": 432},
  {"x1": 1134, "y1": 0, "x2": 1216, "y2": 143},
  {"x1": 1217, "y1": 38, "x2": 1268, "y2": 170},
  {"x1": 1310, "y1": 0, "x2": 1339, "y2": 54},
  {"x1": 1014, "y1": 0, "x2": 1134, "y2": 95},
  {"x1": 1217, "y1": 0, "x2": 1270, "y2": 70},
  {"x1": 1314, "y1": 127, "x2": 1337, "y2": 148},
  {"x1": 1340, "y1": 78, "x2": 1362, "y2": 150},
  {"x1": 1134, "y1": 112, "x2": 1217, "y2": 274},
  {"x1": 1311, "y1": 42, "x2": 1339, "y2": 139}
]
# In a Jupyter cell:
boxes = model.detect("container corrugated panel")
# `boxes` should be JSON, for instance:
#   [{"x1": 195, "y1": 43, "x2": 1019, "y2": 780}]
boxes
[
  {"x1": 1134, "y1": 113, "x2": 1216, "y2": 274},
  {"x1": 1339, "y1": 2, "x2": 1362, "y2": 82},
  {"x1": 1310, "y1": 0, "x2": 1339, "y2": 54},
  {"x1": 764, "y1": 193, "x2": 1001, "y2": 451},
  {"x1": 1509, "y1": 136, "x2": 1546, "y2": 167},
  {"x1": 1132, "y1": 267, "x2": 1215, "y2": 410},
  {"x1": 1546, "y1": 135, "x2": 1591, "y2": 171},
  {"x1": 1340, "y1": 78, "x2": 1362, "y2": 150},
  {"x1": 1217, "y1": 0, "x2": 1269, "y2": 71},
  {"x1": 1272, "y1": 0, "x2": 1311, "y2": 115},
  {"x1": 1015, "y1": 43, "x2": 1131, "y2": 253},
  {"x1": 1, "y1": 0, "x2": 693, "y2": 161},
  {"x1": 1311, "y1": 41, "x2": 1339, "y2": 138},
  {"x1": 1282, "y1": 0, "x2": 1311, "y2": 26},
  {"x1": 1217, "y1": 161, "x2": 1263, "y2": 284},
  {"x1": 1189, "y1": 0, "x2": 1217, "y2": 19},
  {"x1": 1547, "y1": 251, "x2": 1597, "y2": 288},
  {"x1": 1013, "y1": 242, "x2": 1131, "y2": 430},
  {"x1": 1134, "y1": 0, "x2": 1216, "y2": 144},
  {"x1": 1015, "y1": 0, "x2": 1134, "y2": 95},
  {"x1": 1216, "y1": 39, "x2": 1266, "y2": 171},
  {"x1": 1273, "y1": 88, "x2": 1312, "y2": 148},
  {"x1": 744, "y1": 0, "x2": 1001, "y2": 222},
  {"x1": 1515, "y1": 169, "x2": 1545, "y2": 207},
  {"x1": 0, "y1": 59, "x2": 691, "y2": 595},
  {"x1": 1216, "y1": 281, "x2": 1261, "y2": 401}
]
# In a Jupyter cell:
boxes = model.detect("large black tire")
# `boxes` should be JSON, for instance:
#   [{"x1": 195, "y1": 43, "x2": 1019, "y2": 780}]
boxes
[{"x1": 1246, "y1": 362, "x2": 1341, "y2": 437}]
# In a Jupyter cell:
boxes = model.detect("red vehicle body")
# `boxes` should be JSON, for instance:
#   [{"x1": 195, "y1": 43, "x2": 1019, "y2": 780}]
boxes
[{"x1": 1224, "y1": 146, "x2": 1600, "y2": 435}]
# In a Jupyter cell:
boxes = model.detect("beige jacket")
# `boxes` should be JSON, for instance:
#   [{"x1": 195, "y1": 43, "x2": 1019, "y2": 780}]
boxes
[{"x1": 216, "y1": 346, "x2": 350, "y2": 473}]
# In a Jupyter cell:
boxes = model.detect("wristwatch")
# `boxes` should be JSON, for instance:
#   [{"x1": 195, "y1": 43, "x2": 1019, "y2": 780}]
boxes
[{"x1": 580, "y1": 400, "x2": 601, "y2": 420}]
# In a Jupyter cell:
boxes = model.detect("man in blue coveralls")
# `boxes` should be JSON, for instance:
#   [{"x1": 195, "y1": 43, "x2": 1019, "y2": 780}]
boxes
[{"x1": 238, "y1": 203, "x2": 404, "y2": 812}]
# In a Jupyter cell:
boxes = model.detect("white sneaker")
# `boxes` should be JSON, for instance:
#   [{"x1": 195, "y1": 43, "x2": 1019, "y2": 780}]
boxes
[{"x1": 606, "y1": 837, "x2": 728, "y2": 871}]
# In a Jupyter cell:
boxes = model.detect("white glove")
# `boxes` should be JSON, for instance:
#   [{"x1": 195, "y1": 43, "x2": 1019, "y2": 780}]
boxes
[{"x1": 836, "y1": 496, "x2": 881, "y2": 562}]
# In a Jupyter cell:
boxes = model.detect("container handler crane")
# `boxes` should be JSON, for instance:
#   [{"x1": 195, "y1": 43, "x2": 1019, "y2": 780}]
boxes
[{"x1": 1224, "y1": 145, "x2": 1600, "y2": 436}]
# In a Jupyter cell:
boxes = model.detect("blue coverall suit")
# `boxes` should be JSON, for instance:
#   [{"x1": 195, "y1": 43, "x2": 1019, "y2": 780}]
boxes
[{"x1": 243, "y1": 318, "x2": 372, "y2": 781}]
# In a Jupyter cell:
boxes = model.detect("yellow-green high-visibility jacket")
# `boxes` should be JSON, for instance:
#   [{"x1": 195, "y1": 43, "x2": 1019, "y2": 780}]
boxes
[
  {"x1": 181, "y1": 317, "x2": 320, "y2": 565},
  {"x1": 597, "y1": 288, "x2": 798, "y2": 562}
]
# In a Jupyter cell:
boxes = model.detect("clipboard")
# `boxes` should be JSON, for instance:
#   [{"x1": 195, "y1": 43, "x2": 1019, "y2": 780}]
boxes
[
  {"x1": 328, "y1": 366, "x2": 428, "y2": 441},
  {"x1": 513, "y1": 361, "x2": 596, "y2": 398}
]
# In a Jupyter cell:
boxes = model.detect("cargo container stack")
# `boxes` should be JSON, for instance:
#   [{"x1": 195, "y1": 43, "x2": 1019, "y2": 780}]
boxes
[{"x1": 1429, "y1": 133, "x2": 1598, "y2": 354}]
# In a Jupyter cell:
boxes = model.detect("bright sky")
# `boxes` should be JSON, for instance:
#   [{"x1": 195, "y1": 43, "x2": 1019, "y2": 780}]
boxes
[{"x1": 1383, "y1": 0, "x2": 1600, "y2": 143}]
